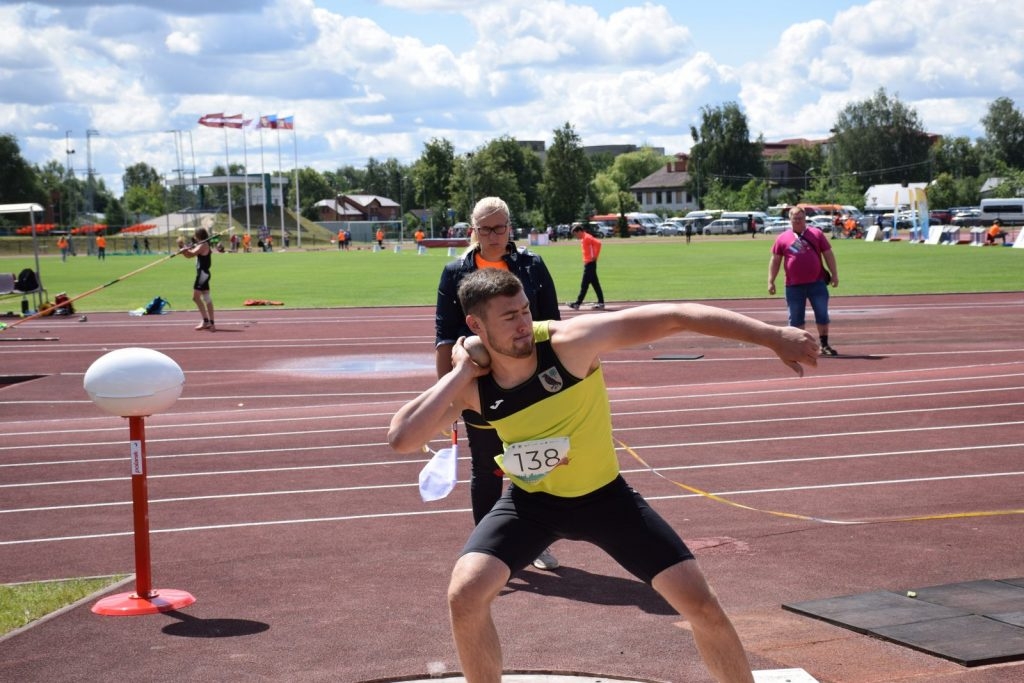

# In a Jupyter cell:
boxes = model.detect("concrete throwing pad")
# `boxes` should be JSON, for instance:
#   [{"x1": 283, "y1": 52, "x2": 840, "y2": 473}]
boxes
[{"x1": 783, "y1": 578, "x2": 1024, "y2": 666}]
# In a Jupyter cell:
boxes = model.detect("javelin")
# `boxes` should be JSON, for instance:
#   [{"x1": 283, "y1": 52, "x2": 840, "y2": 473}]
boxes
[{"x1": 0, "y1": 229, "x2": 227, "y2": 332}]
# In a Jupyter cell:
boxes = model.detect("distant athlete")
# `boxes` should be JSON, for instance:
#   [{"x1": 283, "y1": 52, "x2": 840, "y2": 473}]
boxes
[{"x1": 179, "y1": 228, "x2": 215, "y2": 331}]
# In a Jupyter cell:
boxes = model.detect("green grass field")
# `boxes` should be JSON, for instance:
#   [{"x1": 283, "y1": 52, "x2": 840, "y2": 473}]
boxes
[
  {"x1": 2, "y1": 235, "x2": 1021, "y2": 315},
  {"x1": 0, "y1": 576, "x2": 127, "y2": 637}
]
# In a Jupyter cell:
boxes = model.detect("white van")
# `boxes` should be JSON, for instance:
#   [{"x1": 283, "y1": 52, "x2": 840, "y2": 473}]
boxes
[
  {"x1": 626, "y1": 212, "x2": 661, "y2": 235},
  {"x1": 721, "y1": 211, "x2": 768, "y2": 232},
  {"x1": 980, "y1": 198, "x2": 1024, "y2": 226}
]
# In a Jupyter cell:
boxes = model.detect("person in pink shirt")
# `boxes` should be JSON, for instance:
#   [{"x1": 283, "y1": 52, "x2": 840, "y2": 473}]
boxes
[
  {"x1": 768, "y1": 207, "x2": 840, "y2": 356},
  {"x1": 568, "y1": 224, "x2": 605, "y2": 310}
]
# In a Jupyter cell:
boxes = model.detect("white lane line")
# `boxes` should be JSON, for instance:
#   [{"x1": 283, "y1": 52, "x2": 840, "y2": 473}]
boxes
[
  {"x1": 4, "y1": 442, "x2": 1022, "y2": 516},
  {"x1": 3, "y1": 470, "x2": 1021, "y2": 546}
]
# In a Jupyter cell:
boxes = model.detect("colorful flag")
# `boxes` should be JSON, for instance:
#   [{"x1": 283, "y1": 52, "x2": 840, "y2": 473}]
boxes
[
  {"x1": 198, "y1": 112, "x2": 226, "y2": 128},
  {"x1": 198, "y1": 113, "x2": 245, "y2": 128},
  {"x1": 277, "y1": 115, "x2": 294, "y2": 130},
  {"x1": 221, "y1": 114, "x2": 245, "y2": 129},
  {"x1": 260, "y1": 114, "x2": 278, "y2": 129}
]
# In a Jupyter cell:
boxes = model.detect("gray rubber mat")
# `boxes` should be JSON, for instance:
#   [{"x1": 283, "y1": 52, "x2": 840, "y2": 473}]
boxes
[{"x1": 783, "y1": 578, "x2": 1024, "y2": 666}]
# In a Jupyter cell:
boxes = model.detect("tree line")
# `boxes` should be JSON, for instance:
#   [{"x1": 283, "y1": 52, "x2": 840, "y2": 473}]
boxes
[{"x1": 2, "y1": 89, "x2": 1023, "y2": 233}]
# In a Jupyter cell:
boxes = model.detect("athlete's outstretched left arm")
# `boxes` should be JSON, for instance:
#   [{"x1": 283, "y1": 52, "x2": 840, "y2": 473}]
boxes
[{"x1": 552, "y1": 303, "x2": 819, "y2": 377}]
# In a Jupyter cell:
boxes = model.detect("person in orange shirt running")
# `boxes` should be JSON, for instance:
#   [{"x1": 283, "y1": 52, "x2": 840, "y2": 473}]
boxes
[
  {"x1": 568, "y1": 224, "x2": 605, "y2": 310},
  {"x1": 57, "y1": 235, "x2": 69, "y2": 262},
  {"x1": 95, "y1": 234, "x2": 107, "y2": 260}
]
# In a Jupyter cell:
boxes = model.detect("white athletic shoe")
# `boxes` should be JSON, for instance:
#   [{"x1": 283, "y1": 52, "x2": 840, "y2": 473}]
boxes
[{"x1": 532, "y1": 547, "x2": 559, "y2": 570}]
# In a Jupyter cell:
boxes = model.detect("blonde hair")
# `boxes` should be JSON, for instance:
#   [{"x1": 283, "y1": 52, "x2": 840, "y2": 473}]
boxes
[{"x1": 464, "y1": 196, "x2": 510, "y2": 254}]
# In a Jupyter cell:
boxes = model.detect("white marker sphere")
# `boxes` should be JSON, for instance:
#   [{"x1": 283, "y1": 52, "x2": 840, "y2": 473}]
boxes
[
  {"x1": 84, "y1": 347, "x2": 184, "y2": 417},
  {"x1": 464, "y1": 336, "x2": 491, "y2": 368}
]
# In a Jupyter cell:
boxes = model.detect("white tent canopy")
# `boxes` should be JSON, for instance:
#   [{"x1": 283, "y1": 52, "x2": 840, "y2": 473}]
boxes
[
  {"x1": 1, "y1": 203, "x2": 46, "y2": 306},
  {"x1": 0, "y1": 203, "x2": 44, "y2": 215}
]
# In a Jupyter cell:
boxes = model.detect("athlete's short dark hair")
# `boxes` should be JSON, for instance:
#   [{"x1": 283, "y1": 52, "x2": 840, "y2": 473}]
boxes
[{"x1": 457, "y1": 269, "x2": 523, "y2": 318}]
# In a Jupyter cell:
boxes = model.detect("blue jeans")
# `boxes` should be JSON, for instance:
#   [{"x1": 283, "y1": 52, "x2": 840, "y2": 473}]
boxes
[{"x1": 784, "y1": 280, "x2": 830, "y2": 328}]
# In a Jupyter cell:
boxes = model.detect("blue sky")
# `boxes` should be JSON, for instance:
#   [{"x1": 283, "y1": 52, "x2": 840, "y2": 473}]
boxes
[{"x1": 2, "y1": 1, "x2": 1022, "y2": 195}]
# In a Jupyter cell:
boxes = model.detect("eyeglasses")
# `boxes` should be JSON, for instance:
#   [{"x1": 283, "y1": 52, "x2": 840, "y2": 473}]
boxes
[{"x1": 476, "y1": 224, "x2": 509, "y2": 236}]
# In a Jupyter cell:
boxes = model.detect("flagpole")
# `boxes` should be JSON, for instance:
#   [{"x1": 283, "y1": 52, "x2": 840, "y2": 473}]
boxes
[
  {"x1": 258, "y1": 118, "x2": 266, "y2": 238},
  {"x1": 292, "y1": 122, "x2": 300, "y2": 248},
  {"x1": 223, "y1": 127, "x2": 233, "y2": 231},
  {"x1": 242, "y1": 122, "x2": 251, "y2": 236},
  {"x1": 276, "y1": 126, "x2": 285, "y2": 245}
]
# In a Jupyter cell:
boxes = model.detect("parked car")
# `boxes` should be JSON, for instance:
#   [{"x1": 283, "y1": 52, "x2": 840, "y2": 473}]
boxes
[
  {"x1": 951, "y1": 208, "x2": 983, "y2": 227},
  {"x1": 763, "y1": 217, "x2": 790, "y2": 234},
  {"x1": 702, "y1": 218, "x2": 746, "y2": 235},
  {"x1": 929, "y1": 209, "x2": 953, "y2": 225},
  {"x1": 808, "y1": 215, "x2": 836, "y2": 232},
  {"x1": 655, "y1": 220, "x2": 684, "y2": 236}
]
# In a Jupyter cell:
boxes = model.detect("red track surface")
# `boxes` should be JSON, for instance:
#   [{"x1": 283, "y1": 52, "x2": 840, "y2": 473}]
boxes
[{"x1": 1, "y1": 292, "x2": 1022, "y2": 682}]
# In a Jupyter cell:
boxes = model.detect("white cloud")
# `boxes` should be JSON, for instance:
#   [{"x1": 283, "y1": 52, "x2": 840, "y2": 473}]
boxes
[
  {"x1": 3, "y1": 0, "x2": 1024, "y2": 196},
  {"x1": 166, "y1": 31, "x2": 202, "y2": 55}
]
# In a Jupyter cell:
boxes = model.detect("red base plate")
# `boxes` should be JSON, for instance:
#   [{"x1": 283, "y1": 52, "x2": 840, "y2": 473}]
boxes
[{"x1": 92, "y1": 589, "x2": 196, "y2": 616}]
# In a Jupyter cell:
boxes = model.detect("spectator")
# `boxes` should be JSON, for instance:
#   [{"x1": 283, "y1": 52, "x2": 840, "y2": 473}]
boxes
[
  {"x1": 338, "y1": 229, "x2": 345, "y2": 250},
  {"x1": 376, "y1": 227, "x2": 385, "y2": 249},
  {"x1": 95, "y1": 234, "x2": 106, "y2": 260},
  {"x1": 748, "y1": 213, "x2": 757, "y2": 238},
  {"x1": 768, "y1": 206, "x2": 839, "y2": 356},
  {"x1": 568, "y1": 224, "x2": 605, "y2": 310},
  {"x1": 434, "y1": 196, "x2": 562, "y2": 570},
  {"x1": 57, "y1": 235, "x2": 69, "y2": 262}
]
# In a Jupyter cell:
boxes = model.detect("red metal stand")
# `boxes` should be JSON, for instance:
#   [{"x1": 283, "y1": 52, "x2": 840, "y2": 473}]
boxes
[{"x1": 92, "y1": 415, "x2": 195, "y2": 616}]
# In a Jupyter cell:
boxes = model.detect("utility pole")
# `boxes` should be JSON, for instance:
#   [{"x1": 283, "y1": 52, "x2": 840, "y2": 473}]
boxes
[
  {"x1": 86, "y1": 129, "x2": 99, "y2": 216},
  {"x1": 65, "y1": 131, "x2": 76, "y2": 227}
]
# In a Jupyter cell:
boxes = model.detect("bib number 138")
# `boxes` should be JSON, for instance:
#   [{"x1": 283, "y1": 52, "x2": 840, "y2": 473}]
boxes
[{"x1": 495, "y1": 437, "x2": 570, "y2": 483}]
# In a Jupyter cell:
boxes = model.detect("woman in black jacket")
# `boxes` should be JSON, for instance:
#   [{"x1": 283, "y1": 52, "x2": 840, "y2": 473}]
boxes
[{"x1": 434, "y1": 197, "x2": 562, "y2": 569}]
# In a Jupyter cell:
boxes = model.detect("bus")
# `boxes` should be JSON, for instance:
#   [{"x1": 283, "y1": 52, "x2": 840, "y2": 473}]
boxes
[{"x1": 979, "y1": 198, "x2": 1024, "y2": 226}]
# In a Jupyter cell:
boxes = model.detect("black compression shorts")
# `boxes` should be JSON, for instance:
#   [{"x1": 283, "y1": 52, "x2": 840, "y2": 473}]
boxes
[{"x1": 461, "y1": 475, "x2": 694, "y2": 583}]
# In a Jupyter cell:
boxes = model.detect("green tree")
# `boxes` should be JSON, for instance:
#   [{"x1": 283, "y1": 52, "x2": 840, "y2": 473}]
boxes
[
  {"x1": 930, "y1": 136, "x2": 981, "y2": 179},
  {"x1": 926, "y1": 172, "x2": 982, "y2": 209},
  {"x1": 328, "y1": 165, "x2": 367, "y2": 194},
  {"x1": 688, "y1": 102, "x2": 764, "y2": 205},
  {"x1": 412, "y1": 138, "x2": 455, "y2": 229},
  {"x1": 830, "y1": 88, "x2": 932, "y2": 188},
  {"x1": 0, "y1": 133, "x2": 43, "y2": 208},
  {"x1": 104, "y1": 196, "x2": 127, "y2": 230},
  {"x1": 541, "y1": 122, "x2": 591, "y2": 225},
  {"x1": 591, "y1": 147, "x2": 666, "y2": 212},
  {"x1": 449, "y1": 136, "x2": 542, "y2": 225},
  {"x1": 122, "y1": 183, "x2": 166, "y2": 221},
  {"x1": 290, "y1": 167, "x2": 334, "y2": 220},
  {"x1": 123, "y1": 162, "x2": 161, "y2": 191},
  {"x1": 980, "y1": 97, "x2": 1024, "y2": 171},
  {"x1": 786, "y1": 143, "x2": 825, "y2": 199}
]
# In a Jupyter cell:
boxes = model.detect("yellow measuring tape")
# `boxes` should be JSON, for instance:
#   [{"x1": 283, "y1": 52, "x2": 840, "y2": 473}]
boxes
[{"x1": 616, "y1": 437, "x2": 1024, "y2": 526}]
